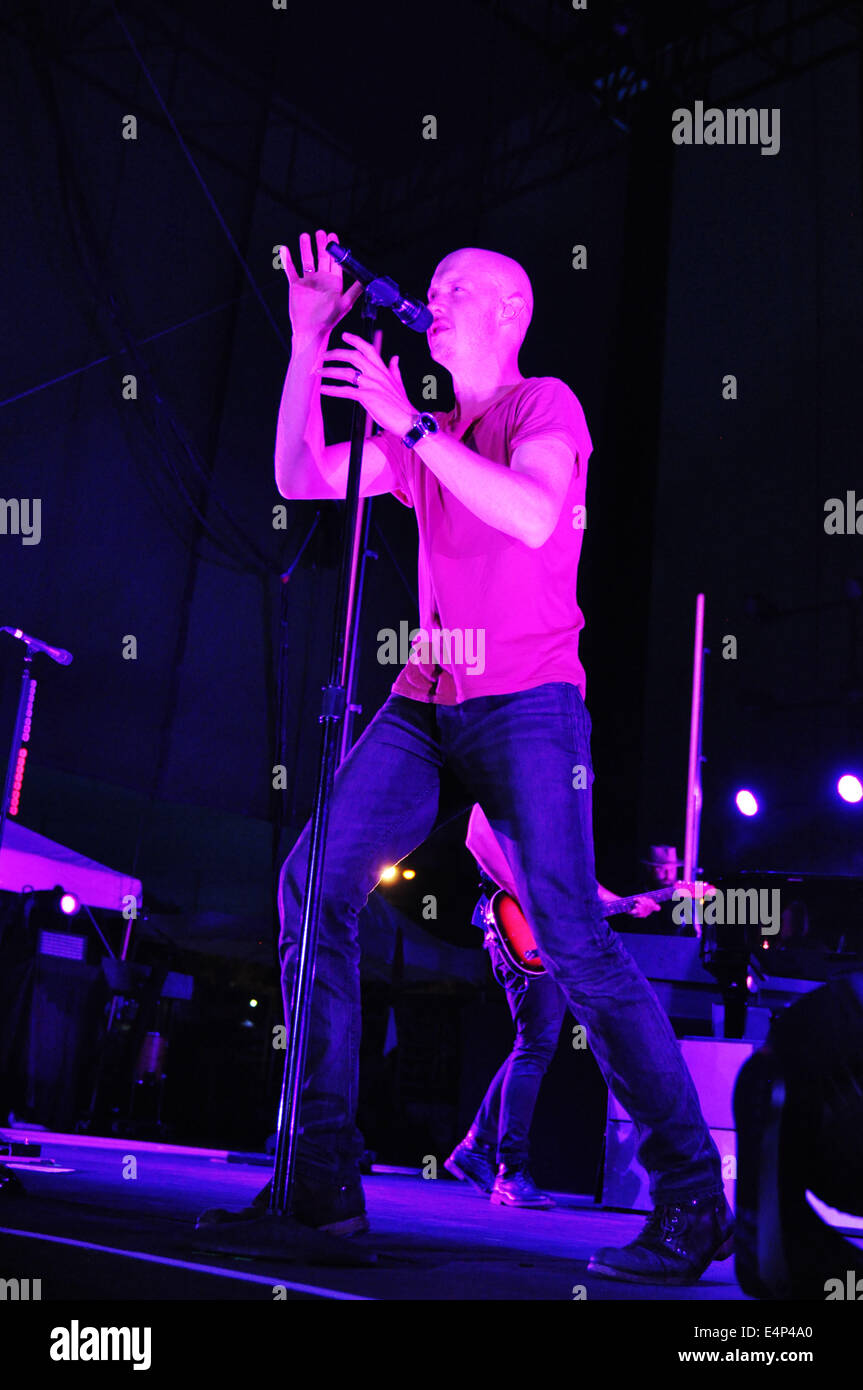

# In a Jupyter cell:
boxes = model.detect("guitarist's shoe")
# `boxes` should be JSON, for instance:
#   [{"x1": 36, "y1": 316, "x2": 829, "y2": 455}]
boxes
[
  {"x1": 490, "y1": 1165, "x2": 555, "y2": 1209},
  {"x1": 444, "y1": 1135, "x2": 495, "y2": 1193},
  {"x1": 587, "y1": 1193, "x2": 734, "y2": 1285},
  {"x1": 195, "y1": 1176, "x2": 369, "y2": 1237}
]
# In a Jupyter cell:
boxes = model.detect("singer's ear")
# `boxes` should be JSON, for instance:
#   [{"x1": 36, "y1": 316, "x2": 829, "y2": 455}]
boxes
[{"x1": 501, "y1": 293, "x2": 526, "y2": 322}]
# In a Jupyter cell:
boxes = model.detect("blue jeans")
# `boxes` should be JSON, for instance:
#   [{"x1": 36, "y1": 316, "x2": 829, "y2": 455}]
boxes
[
  {"x1": 471, "y1": 936, "x2": 567, "y2": 1168},
  {"x1": 278, "y1": 683, "x2": 723, "y2": 1202}
]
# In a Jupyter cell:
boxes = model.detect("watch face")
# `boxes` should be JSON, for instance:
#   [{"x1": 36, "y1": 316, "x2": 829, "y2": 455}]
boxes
[{"x1": 419, "y1": 413, "x2": 438, "y2": 431}]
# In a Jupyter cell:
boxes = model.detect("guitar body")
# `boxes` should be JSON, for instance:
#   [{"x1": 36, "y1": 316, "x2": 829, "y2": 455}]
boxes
[
  {"x1": 487, "y1": 889, "x2": 549, "y2": 977},
  {"x1": 483, "y1": 881, "x2": 712, "y2": 978}
]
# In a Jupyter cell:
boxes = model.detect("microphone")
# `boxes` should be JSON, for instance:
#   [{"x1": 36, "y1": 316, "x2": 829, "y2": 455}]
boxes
[
  {"x1": 326, "y1": 243, "x2": 433, "y2": 333},
  {"x1": 1, "y1": 627, "x2": 74, "y2": 665}
]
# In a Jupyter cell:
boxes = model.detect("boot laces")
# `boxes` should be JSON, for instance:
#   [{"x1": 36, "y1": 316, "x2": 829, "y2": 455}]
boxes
[{"x1": 645, "y1": 1204, "x2": 686, "y2": 1243}]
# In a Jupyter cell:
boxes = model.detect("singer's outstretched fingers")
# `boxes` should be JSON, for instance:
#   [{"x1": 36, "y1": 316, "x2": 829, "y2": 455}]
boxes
[
  {"x1": 320, "y1": 345, "x2": 385, "y2": 379},
  {"x1": 279, "y1": 243, "x2": 298, "y2": 281},
  {"x1": 339, "y1": 332, "x2": 385, "y2": 364},
  {"x1": 317, "y1": 364, "x2": 363, "y2": 386},
  {"x1": 299, "y1": 231, "x2": 315, "y2": 273},
  {"x1": 316, "y1": 229, "x2": 333, "y2": 274}
]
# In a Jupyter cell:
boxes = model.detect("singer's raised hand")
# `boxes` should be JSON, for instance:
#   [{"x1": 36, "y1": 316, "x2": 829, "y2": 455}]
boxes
[
  {"x1": 279, "y1": 230, "x2": 363, "y2": 343},
  {"x1": 318, "y1": 333, "x2": 417, "y2": 439}
]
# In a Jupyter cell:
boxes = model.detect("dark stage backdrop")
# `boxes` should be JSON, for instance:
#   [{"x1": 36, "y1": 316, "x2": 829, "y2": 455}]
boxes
[
  {"x1": 639, "y1": 47, "x2": 863, "y2": 881},
  {"x1": 1, "y1": 3, "x2": 861, "y2": 968},
  {"x1": 1, "y1": 0, "x2": 628, "y2": 937}
]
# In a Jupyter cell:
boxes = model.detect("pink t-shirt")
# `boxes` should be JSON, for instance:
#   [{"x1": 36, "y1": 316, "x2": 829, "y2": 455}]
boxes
[{"x1": 374, "y1": 376, "x2": 592, "y2": 704}]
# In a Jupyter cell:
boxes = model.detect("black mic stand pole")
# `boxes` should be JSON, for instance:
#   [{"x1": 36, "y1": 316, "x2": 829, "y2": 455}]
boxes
[
  {"x1": 0, "y1": 628, "x2": 73, "y2": 858},
  {"x1": 339, "y1": 378, "x2": 379, "y2": 765},
  {"x1": 196, "y1": 285, "x2": 388, "y2": 1264},
  {"x1": 0, "y1": 641, "x2": 37, "y2": 858},
  {"x1": 270, "y1": 287, "x2": 380, "y2": 1212}
]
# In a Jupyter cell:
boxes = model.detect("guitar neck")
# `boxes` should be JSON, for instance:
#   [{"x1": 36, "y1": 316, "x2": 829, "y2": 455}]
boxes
[{"x1": 602, "y1": 884, "x2": 679, "y2": 918}]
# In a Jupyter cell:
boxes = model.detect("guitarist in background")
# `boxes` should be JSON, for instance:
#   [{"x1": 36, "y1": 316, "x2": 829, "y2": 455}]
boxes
[{"x1": 445, "y1": 805, "x2": 660, "y2": 1208}]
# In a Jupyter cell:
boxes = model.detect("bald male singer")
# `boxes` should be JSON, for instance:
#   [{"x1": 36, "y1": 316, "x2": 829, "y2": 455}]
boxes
[{"x1": 197, "y1": 231, "x2": 732, "y2": 1287}]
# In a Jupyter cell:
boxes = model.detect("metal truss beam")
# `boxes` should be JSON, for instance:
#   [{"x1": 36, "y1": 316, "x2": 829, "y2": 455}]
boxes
[{"x1": 7, "y1": 0, "x2": 862, "y2": 258}]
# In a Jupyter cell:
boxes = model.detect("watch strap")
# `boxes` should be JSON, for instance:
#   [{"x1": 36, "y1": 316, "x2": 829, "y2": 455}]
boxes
[{"x1": 402, "y1": 413, "x2": 439, "y2": 450}]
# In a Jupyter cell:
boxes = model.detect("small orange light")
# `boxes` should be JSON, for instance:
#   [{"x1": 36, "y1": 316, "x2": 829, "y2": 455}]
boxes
[
  {"x1": 379, "y1": 865, "x2": 399, "y2": 883},
  {"x1": 402, "y1": 869, "x2": 416, "y2": 880}
]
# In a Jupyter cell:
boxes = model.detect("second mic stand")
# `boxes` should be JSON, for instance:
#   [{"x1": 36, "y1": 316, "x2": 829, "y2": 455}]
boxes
[{"x1": 0, "y1": 641, "x2": 37, "y2": 858}]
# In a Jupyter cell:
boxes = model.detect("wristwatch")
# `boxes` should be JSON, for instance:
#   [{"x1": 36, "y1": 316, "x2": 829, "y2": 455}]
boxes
[{"x1": 402, "y1": 412, "x2": 439, "y2": 450}]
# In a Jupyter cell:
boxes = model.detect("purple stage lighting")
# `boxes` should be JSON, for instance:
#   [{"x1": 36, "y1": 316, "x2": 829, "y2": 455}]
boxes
[
  {"x1": 735, "y1": 789, "x2": 759, "y2": 817},
  {"x1": 837, "y1": 774, "x2": 863, "y2": 804},
  {"x1": 58, "y1": 891, "x2": 80, "y2": 915}
]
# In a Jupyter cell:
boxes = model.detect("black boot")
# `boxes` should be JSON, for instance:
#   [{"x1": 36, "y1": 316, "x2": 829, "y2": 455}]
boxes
[
  {"x1": 195, "y1": 1175, "x2": 368, "y2": 1237},
  {"x1": 444, "y1": 1133, "x2": 496, "y2": 1193},
  {"x1": 588, "y1": 1193, "x2": 734, "y2": 1285},
  {"x1": 490, "y1": 1164, "x2": 555, "y2": 1209}
]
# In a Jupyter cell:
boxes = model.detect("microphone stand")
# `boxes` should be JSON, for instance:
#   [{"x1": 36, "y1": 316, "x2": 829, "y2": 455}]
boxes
[
  {"x1": 0, "y1": 628, "x2": 72, "y2": 859},
  {"x1": 339, "y1": 422, "x2": 377, "y2": 766},
  {"x1": 0, "y1": 642, "x2": 37, "y2": 859},
  {"x1": 683, "y1": 592, "x2": 706, "y2": 888},
  {"x1": 195, "y1": 284, "x2": 390, "y2": 1265}
]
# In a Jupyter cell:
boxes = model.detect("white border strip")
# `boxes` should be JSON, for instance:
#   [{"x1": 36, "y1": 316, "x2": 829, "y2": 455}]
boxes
[{"x1": 0, "y1": 1227, "x2": 374, "y2": 1300}]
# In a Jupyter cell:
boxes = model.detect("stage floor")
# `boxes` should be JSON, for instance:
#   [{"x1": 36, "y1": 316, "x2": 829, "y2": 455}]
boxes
[{"x1": 0, "y1": 1129, "x2": 750, "y2": 1301}]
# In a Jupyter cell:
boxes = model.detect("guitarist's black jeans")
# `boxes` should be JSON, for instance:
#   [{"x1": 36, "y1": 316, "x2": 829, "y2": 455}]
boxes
[
  {"x1": 278, "y1": 683, "x2": 723, "y2": 1202},
  {"x1": 470, "y1": 937, "x2": 567, "y2": 1169}
]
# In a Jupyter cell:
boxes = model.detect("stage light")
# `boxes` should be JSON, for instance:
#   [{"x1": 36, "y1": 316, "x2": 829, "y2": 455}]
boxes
[
  {"x1": 58, "y1": 891, "x2": 80, "y2": 916},
  {"x1": 837, "y1": 774, "x2": 863, "y2": 804},
  {"x1": 379, "y1": 865, "x2": 399, "y2": 883},
  {"x1": 402, "y1": 868, "x2": 416, "y2": 880},
  {"x1": 735, "y1": 789, "x2": 759, "y2": 817},
  {"x1": 249, "y1": 998, "x2": 258, "y2": 1008}
]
